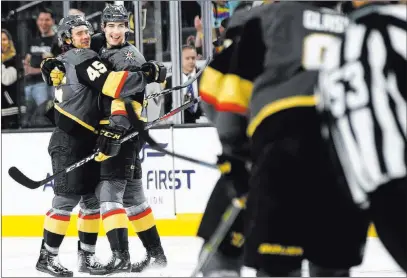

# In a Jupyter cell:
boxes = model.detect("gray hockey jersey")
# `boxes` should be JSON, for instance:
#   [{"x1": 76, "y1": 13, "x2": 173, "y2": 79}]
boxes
[
  {"x1": 98, "y1": 42, "x2": 148, "y2": 130},
  {"x1": 54, "y1": 47, "x2": 148, "y2": 136}
]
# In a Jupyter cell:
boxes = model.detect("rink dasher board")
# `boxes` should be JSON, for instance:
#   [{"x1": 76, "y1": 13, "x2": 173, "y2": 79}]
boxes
[{"x1": 1, "y1": 127, "x2": 377, "y2": 237}]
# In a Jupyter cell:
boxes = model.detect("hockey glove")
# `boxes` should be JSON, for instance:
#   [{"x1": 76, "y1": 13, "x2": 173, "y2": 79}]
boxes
[
  {"x1": 141, "y1": 61, "x2": 167, "y2": 83},
  {"x1": 40, "y1": 58, "x2": 66, "y2": 86},
  {"x1": 95, "y1": 126, "x2": 124, "y2": 162}
]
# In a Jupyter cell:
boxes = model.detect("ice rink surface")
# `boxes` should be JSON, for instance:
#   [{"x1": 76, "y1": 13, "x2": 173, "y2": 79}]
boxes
[{"x1": 1, "y1": 236, "x2": 405, "y2": 277}]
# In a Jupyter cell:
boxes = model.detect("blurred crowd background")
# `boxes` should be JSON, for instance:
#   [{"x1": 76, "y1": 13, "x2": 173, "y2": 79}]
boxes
[{"x1": 1, "y1": 1, "x2": 257, "y2": 130}]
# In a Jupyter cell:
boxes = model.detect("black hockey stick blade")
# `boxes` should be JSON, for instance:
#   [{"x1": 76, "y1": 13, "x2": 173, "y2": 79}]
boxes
[
  {"x1": 125, "y1": 98, "x2": 231, "y2": 174},
  {"x1": 9, "y1": 166, "x2": 46, "y2": 189},
  {"x1": 9, "y1": 102, "x2": 200, "y2": 190},
  {"x1": 9, "y1": 152, "x2": 99, "y2": 189},
  {"x1": 145, "y1": 55, "x2": 212, "y2": 100}
]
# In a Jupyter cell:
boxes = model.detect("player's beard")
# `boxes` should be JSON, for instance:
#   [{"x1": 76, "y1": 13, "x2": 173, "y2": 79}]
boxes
[{"x1": 73, "y1": 39, "x2": 90, "y2": 49}]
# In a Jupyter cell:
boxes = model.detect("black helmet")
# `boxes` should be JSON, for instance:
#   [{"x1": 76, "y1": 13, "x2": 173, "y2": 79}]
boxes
[
  {"x1": 102, "y1": 4, "x2": 129, "y2": 24},
  {"x1": 57, "y1": 15, "x2": 93, "y2": 42}
]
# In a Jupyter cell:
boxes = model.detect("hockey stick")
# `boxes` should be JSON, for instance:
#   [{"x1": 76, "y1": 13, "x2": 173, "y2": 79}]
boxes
[
  {"x1": 190, "y1": 195, "x2": 247, "y2": 277},
  {"x1": 8, "y1": 99, "x2": 199, "y2": 190},
  {"x1": 125, "y1": 98, "x2": 232, "y2": 174},
  {"x1": 190, "y1": 143, "x2": 276, "y2": 276},
  {"x1": 144, "y1": 55, "x2": 212, "y2": 100}
]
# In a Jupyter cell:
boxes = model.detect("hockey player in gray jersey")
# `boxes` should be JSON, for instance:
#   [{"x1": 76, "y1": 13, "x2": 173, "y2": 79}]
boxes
[
  {"x1": 37, "y1": 15, "x2": 164, "y2": 277},
  {"x1": 41, "y1": 6, "x2": 168, "y2": 275},
  {"x1": 89, "y1": 5, "x2": 167, "y2": 274}
]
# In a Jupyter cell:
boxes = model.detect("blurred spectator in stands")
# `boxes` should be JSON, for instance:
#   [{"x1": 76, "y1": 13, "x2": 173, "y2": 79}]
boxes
[
  {"x1": 186, "y1": 35, "x2": 196, "y2": 47},
  {"x1": 2, "y1": 29, "x2": 21, "y2": 129},
  {"x1": 194, "y1": 1, "x2": 255, "y2": 55},
  {"x1": 211, "y1": 0, "x2": 240, "y2": 29},
  {"x1": 194, "y1": 1, "x2": 240, "y2": 54},
  {"x1": 165, "y1": 45, "x2": 203, "y2": 124},
  {"x1": 22, "y1": 8, "x2": 59, "y2": 127}
]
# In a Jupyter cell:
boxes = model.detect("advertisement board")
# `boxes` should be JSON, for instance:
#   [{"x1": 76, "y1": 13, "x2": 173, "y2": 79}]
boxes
[
  {"x1": 139, "y1": 128, "x2": 176, "y2": 219},
  {"x1": 172, "y1": 127, "x2": 222, "y2": 213},
  {"x1": 1, "y1": 130, "x2": 183, "y2": 218}
]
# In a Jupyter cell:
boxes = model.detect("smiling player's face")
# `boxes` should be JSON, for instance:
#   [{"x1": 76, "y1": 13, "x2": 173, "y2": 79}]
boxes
[
  {"x1": 104, "y1": 22, "x2": 128, "y2": 47},
  {"x1": 71, "y1": 26, "x2": 91, "y2": 49}
]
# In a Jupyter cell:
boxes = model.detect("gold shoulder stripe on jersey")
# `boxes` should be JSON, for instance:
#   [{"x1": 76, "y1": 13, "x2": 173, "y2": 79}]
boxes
[
  {"x1": 54, "y1": 104, "x2": 97, "y2": 133},
  {"x1": 247, "y1": 96, "x2": 316, "y2": 137},
  {"x1": 102, "y1": 71, "x2": 129, "y2": 98}
]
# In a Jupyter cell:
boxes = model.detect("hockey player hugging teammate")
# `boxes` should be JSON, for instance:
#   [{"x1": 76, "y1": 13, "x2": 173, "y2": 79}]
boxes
[
  {"x1": 38, "y1": 12, "x2": 165, "y2": 277},
  {"x1": 90, "y1": 5, "x2": 168, "y2": 274}
]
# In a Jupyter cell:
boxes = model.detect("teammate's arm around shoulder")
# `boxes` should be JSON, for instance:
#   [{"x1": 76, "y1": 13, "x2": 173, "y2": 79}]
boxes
[
  {"x1": 75, "y1": 52, "x2": 165, "y2": 99},
  {"x1": 40, "y1": 58, "x2": 66, "y2": 86}
]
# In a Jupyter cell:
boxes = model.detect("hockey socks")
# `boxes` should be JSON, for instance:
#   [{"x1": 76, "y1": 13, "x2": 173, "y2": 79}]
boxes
[
  {"x1": 101, "y1": 202, "x2": 129, "y2": 250},
  {"x1": 128, "y1": 205, "x2": 167, "y2": 273},
  {"x1": 77, "y1": 208, "x2": 100, "y2": 252},
  {"x1": 127, "y1": 204, "x2": 161, "y2": 249},
  {"x1": 43, "y1": 208, "x2": 71, "y2": 253},
  {"x1": 137, "y1": 225, "x2": 162, "y2": 250}
]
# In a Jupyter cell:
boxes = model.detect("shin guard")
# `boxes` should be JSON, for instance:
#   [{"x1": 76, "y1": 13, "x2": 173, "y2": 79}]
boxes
[
  {"x1": 43, "y1": 208, "x2": 71, "y2": 254},
  {"x1": 101, "y1": 202, "x2": 129, "y2": 251},
  {"x1": 77, "y1": 208, "x2": 100, "y2": 252},
  {"x1": 127, "y1": 202, "x2": 161, "y2": 250}
]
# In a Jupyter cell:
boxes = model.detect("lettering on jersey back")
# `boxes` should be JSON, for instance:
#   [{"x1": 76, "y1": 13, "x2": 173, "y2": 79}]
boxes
[{"x1": 303, "y1": 10, "x2": 348, "y2": 34}]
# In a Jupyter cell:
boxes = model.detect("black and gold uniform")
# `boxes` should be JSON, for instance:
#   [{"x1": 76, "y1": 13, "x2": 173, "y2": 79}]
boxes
[{"x1": 200, "y1": 2, "x2": 370, "y2": 276}]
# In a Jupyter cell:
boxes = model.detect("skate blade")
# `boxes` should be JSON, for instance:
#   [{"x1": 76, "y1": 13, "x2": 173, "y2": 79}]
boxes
[
  {"x1": 36, "y1": 266, "x2": 74, "y2": 277},
  {"x1": 135, "y1": 264, "x2": 168, "y2": 277},
  {"x1": 105, "y1": 269, "x2": 132, "y2": 277},
  {"x1": 77, "y1": 268, "x2": 91, "y2": 274}
]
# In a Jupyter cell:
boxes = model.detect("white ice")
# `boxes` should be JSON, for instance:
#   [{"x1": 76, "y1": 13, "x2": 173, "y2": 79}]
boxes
[{"x1": 1, "y1": 237, "x2": 405, "y2": 277}]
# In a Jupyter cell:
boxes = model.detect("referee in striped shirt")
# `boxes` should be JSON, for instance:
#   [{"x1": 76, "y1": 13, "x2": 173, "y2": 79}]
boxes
[{"x1": 317, "y1": 1, "x2": 406, "y2": 272}]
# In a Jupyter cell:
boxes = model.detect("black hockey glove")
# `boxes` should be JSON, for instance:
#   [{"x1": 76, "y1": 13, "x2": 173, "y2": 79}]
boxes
[
  {"x1": 40, "y1": 58, "x2": 66, "y2": 86},
  {"x1": 217, "y1": 154, "x2": 250, "y2": 197},
  {"x1": 95, "y1": 126, "x2": 124, "y2": 162},
  {"x1": 141, "y1": 60, "x2": 167, "y2": 83}
]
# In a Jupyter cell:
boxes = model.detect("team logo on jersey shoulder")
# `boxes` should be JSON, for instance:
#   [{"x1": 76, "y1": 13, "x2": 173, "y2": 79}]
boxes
[{"x1": 124, "y1": 50, "x2": 136, "y2": 61}]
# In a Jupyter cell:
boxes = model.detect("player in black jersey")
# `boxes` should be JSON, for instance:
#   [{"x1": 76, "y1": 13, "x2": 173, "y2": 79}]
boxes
[
  {"x1": 197, "y1": 3, "x2": 255, "y2": 276},
  {"x1": 200, "y1": 1, "x2": 370, "y2": 276}
]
